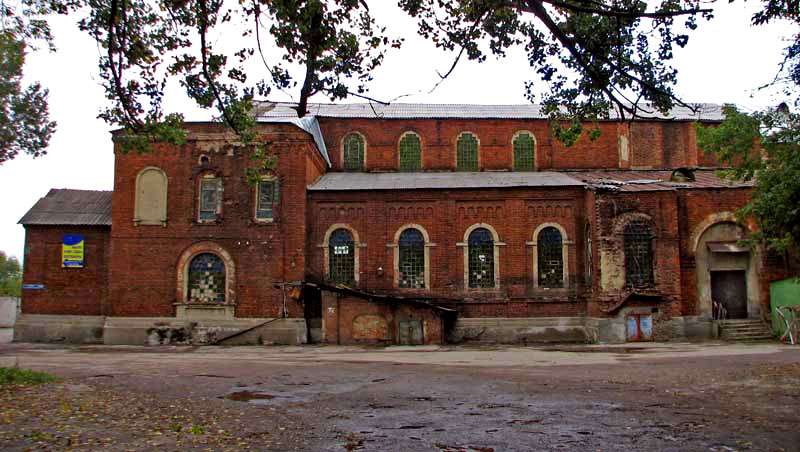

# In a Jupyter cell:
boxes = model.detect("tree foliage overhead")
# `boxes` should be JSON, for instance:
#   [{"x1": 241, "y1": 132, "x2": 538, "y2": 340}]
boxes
[
  {"x1": 0, "y1": 1, "x2": 57, "y2": 164},
  {"x1": 0, "y1": 251, "x2": 22, "y2": 297}
]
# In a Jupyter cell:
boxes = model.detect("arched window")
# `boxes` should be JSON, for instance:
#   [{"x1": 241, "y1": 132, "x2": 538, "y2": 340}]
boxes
[
  {"x1": 537, "y1": 226, "x2": 564, "y2": 288},
  {"x1": 399, "y1": 132, "x2": 422, "y2": 171},
  {"x1": 342, "y1": 133, "x2": 365, "y2": 171},
  {"x1": 513, "y1": 131, "x2": 536, "y2": 171},
  {"x1": 456, "y1": 132, "x2": 479, "y2": 171},
  {"x1": 398, "y1": 228, "x2": 426, "y2": 288},
  {"x1": 624, "y1": 222, "x2": 654, "y2": 287},
  {"x1": 134, "y1": 167, "x2": 167, "y2": 226},
  {"x1": 187, "y1": 253, "x2": 226, "y2": 303},
  {"x1": 329, "y1": 228, "x2": 356, "y2": 285},
  {"x1": 468, "y1": 228, "x2": 495, "y2": 288}
]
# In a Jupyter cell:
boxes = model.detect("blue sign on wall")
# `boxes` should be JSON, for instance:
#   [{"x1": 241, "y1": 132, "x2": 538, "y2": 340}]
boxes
[{"x1": 22, "y1": 284, "x2": 45, "y2": 290}]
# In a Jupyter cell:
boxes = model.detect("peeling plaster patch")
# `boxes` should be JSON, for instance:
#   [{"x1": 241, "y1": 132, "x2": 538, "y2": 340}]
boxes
[{"x1": 600, "y1": 250, "x2": 625, "y2": 291}]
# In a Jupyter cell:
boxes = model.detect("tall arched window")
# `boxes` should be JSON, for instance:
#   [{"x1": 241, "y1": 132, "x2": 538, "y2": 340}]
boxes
[
  {"x1": 342, "y1": 133, "x2": 365, "y2": 171},
  {"x1": 468, "y1": 228, "x2": 495, "y2": 288},
  {"x1": 329, "y1": 228, "x2": 356, "y2": 285},
  {"x1": 623, "y1": 222, "x2": 654, "y2": 287},
  {"x1": 513, "y1": 131, "x2": 536, "y2": 171},
  {"x1": 398, "y1": 228, "x2": 425, "y2": 288},
  {"x1": 399, "y1": 132, "x2": 422, "y2": 171},
  {"x1": 537, "y1": 226, "x2": 564, "y2": 288},
  {"x1": 456, "y1": 132, "x2": 479, "y2": 171},
  {"x1": 187, "y1": 253, "x2": 226, "y2": 303}
]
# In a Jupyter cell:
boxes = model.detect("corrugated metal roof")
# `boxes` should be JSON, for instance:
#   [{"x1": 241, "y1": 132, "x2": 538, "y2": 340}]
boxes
[
  {"x1": 308, "y1": 171, "x2": 584, "y2": 191},
  {"x1": 260, "y1": 116, "x2": 331, "y2": 166},
  {"x1": 19, "y1": 189, "x2": 112, "y2": 226},
  {"x1": 255, "y1": 101, "x2": 724, "y2": 121},
  {"x1": 572, "y1": 170, "x2": 753, "y2": 192}
]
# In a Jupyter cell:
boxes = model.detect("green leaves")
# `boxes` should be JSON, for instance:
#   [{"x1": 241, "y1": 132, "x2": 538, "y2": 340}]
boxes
[{"x1": 0, "y1": 251, "x2": 22, "y2": 297}]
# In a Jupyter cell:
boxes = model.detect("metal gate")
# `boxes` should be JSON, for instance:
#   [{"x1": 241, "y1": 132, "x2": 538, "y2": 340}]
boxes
[
  {"x1": 711, "y1": 270, "x2": 748, "y2": 319},
  {"x1": 398, "y1": 320, "x2": 423, "y2": 345}
]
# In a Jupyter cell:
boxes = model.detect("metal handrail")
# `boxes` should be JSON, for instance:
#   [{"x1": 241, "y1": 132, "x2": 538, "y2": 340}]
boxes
[{"x1": 712, "y1": 300, "x2": 727, "y2": 321}]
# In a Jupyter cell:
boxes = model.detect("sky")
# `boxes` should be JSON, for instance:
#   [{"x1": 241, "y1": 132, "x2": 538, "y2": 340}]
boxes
[{"x1": 0, "y1": 1, "x2": 795, "y2": 261}]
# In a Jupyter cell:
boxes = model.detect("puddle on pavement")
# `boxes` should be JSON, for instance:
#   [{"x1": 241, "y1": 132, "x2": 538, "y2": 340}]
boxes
[{"x1": 224, "y1": 391, "x2": 280, "y2": 402}]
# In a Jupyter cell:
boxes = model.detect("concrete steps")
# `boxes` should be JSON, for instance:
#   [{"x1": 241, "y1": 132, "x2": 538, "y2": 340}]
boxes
[{"x1": 720, "y1": 319, "x2": 774, "y2": 341}]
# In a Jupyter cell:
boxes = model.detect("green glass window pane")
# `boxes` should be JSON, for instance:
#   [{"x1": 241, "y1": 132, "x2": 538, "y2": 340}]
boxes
[
  {"x1": 468, "y1": 228, "x2": 495, "y2": 288},
  {"x1": 537, "y1": 226, "x2": 564, "y2": 288},
  {"x1": 398, "y1": 229, "x2": 425, "y2": 289},
  {"x1": 399, "y1": 133, "x2": 422, "y2": 171},
  {"x1": 456, "y1": 133, "x2": 479, "y2": 171},
  {"x1": 256, "y1": 180, "x2": 277, "y2": 220},
  {"x1": 514, "y1": 132, "x2": 535, "y2": 171},
  {"x1": 343, "y1": 134, "x2": 365, "y2": 171},
  {"x1": 329, "y1": 229, "x2": 355, "y2": 285}
]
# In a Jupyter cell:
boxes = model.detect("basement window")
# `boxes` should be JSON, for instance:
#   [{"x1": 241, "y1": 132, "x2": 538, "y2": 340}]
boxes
[{"x1": 624, "y1": 221, "x2": 654, "y2": 287}]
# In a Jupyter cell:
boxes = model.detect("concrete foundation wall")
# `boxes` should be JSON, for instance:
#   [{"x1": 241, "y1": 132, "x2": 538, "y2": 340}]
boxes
[
  {"x1": 448, "y1": 317, "x2": 588, "y2": 344},
  {"x1": 0, "y1": 297, "x2": 20, "y2": 344}
]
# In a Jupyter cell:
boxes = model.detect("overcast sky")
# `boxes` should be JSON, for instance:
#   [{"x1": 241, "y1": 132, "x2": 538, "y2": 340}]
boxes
[{"x1": 0, "y1": 1, "x2": 795, "y2": 261}]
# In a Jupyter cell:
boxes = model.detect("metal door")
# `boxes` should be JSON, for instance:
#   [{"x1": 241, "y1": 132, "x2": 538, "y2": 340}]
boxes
[
  {"x1": 711, "y1": 270, "x2": 748, "y2": 319},
  {"x1": 398, "y1": 320, "x2": 423, "y2": 345},
  {"x1": 626, "y1": 314, "x2": 653, "y2": 341}
]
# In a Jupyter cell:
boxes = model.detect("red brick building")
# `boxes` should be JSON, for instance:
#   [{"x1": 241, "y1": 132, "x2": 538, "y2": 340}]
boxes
[{"x1": 15, "y1": 103, "x2": 790, "y2": 345}]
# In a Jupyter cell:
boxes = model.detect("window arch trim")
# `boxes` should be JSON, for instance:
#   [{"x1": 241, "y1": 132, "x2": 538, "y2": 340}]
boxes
[
  {"x1": 389, "y1": 224, "x2": 435, "y2": 290},
  {"x1": 398, "y1": 131, "x2": 423, "y2": 171},
  {"x1": 455, "y1": 131, "x2": 480, "y2": 171},
  {"x1": 134, "y1": 166, "x2": 168, "y2": 226},
  {"x1": 341, "y1": 132, "x2": 367, "y2": 171},
  {"x1": 176, "y1": 241, "x2": 236, "y2": 305},
  {"x1": 527, "y1": 222, "x2": 571, "y2": 289},
  {"x1": 321, "y1": 223, "x2": 362, "y2": 284},
  {"x1": 512, "y1": 130, "x2": 537, "y2": 171},
  {"x1": 457, "y1": 223, "x2": 505, "y2": 290}
]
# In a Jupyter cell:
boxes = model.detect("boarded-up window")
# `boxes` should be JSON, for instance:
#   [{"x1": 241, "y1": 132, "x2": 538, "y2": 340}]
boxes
[
  {"x1": 134, "y1": 167, "x2": 167, "y2": 225},
  {"x1": 468, "y1": 228, "x2": 495, "y2": 288},
  {"x1": 624, "y1": 222, "x2": 654, "y2": 287},
  {"x1": 513, "y1": 132, "x2": 535, "y2": 170},
  {"x1": 538, "y1": 226, "x2": 564, "y2": 288},
  {"x1": 342, "y1": 133, "x2": 365, "y2": 171},
  {"x1": 329, "y1": 229, "x2": 355, "y2": 285},
  {"x1": 256, "y1": 179, "x2": 280, "y2": 221},
  {"x1": 456, "y1": 132, "x2": 479, "y2": 171},
  {"x1": 399, "y1": 133, "x2": 422, "y2": 171},
  {"x1": 199, "y1": 176, "x2": 222, "y2": 221}
]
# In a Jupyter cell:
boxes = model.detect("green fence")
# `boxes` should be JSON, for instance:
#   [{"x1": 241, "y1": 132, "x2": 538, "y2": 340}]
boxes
[{"x1": 770, "y1": 277, "x2": 800, "y2": 339}]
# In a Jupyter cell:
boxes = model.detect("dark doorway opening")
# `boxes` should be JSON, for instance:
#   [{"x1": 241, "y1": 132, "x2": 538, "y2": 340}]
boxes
[
  {"x1": 711, "y1": 270, "x2": 748, "y2": 319},
  {"x1": 303, "y1": 286, "x2": 323, "y2": 343}
]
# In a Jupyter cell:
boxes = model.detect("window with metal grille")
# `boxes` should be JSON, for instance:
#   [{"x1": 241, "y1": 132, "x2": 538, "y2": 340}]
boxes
[
  {"x1": 623, "y1": 222, "x2": 654, "y2": 287},
  {"x1": 199, "y1": 177, "x2": 221, "y2": 221},
  {"x1": 513, "y1": 132, "x2": 535, "y2": 170},
  {"x1": 468, "y1": 228, "x2": 495, "y2": 288},
  {"x1": 456, "y1": 132, "x2": 479, "y2": 171},
  {"x1": 256, "y1": 179, "x2": 279, "y2": 221},
  {"x1": 399, "y1": 133, "x2": 422, "y2": 171},
  {"x1": 398, "y1": 228, "x2": 425, "y2": 289},
  {"x1": 329, "y1": 229, "x2": 355, "y2": 285},
  {"x1": 537, "y1": 226, "x2": 564, "y2": 288},
  {"x1": 188, "y1": 253, "x2": 225, "y2": 303},
  {"x1": 342, "y1": 133, "x2": 365, "y2": 171}
]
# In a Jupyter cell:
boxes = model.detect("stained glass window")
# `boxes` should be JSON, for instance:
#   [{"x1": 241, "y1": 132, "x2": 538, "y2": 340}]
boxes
[
  {"x1": 343, "y1": 133, "x2": 365, "y2": 171},
  {"x1": 514, "y1": 132, "x2": 535, "y2": 170},
  {"x1": 537, "y1": 226, "x2": 564, "y2": 288},
  {"x1": 399, "y1": 133, "x2": 422, "y2": 171},
  {"x1": 398, "y1": 228, "x2": 425, "y2": 289},
  {"x1": 624, "y1": 222, "x2": 654, "y2": 287},
  {"x1": 256, "y1": 179, "x2": 279, "y2": 220},
  {"x1": 468, "y1": 228, "x2": 495, "y2": 288},
  {"x1": 329, "y1": 229, "x2": 355, "y2": 285},
  {"x1": 188, "y1": 253, "x2": 225, "y2": 303},
  {"x1": 456, "y1": 132, "x2": 479, "y2": 171},
  {"x1": 199, "y1": 177, "x2": 220, "y2": 221}
]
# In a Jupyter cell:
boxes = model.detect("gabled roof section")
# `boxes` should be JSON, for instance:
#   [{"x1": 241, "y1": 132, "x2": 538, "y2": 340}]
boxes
[
  {"x1": 308, "y1": 171, "x2": 584, "y2": 191},
  {"x1": 255, "y1": 101, "x2": 724, "y2": 121},
  {"x1": 19, "y1": 189, "x2": 112, "y2": 226},
  {"x1": 253, "y1": 115, "x2": 331, "y2": 166}
]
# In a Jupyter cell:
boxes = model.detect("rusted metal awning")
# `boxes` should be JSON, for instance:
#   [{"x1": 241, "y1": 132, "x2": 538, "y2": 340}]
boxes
[
  {"x1": 707, "y1": 241, "x2": 749, "y2": 253},
  {"x1": 300, "y1": 281, "x2": 458, "y2": 315}
]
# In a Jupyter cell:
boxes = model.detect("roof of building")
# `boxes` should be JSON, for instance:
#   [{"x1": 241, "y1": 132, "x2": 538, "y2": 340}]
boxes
[
  {"x1": 308, "y1": 171, "x2": 584, "y2": 191},
  {"x1": 264, "y1": 116, "x2": 331, "y2": 166},
  {"x1": 255, "y1": 101, "x2": 724, "y2": 122},
  {"x1": 19, "y1": 189, "x2": 113, "y2": 226},
  {"x1": 572, "y1": 169, "x2": 754, "y2": 192}
]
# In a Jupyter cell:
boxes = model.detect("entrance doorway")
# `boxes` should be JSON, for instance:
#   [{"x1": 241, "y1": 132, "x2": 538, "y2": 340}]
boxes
[{"x1": 711, "y1": 270, "x2": 748, "y2": 319}]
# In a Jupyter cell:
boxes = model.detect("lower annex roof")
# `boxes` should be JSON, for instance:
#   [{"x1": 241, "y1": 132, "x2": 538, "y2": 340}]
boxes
[{"x1": 308, "y1": 171, "x2": 585, "y2": 191}]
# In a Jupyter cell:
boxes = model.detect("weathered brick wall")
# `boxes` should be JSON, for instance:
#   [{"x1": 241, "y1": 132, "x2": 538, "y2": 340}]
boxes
[
  {"x1": 107, "y1": 123, "x2": 324, "y2": 318},
  {"x1": 319, "y1": 118, "x2": 704, "y2": 172},
  {"x1": 21, "y1": 226, "x2": 109, "y2": 315},
  {"x1": 309, "y1": 186, "x2": 589, "y2": 317}
]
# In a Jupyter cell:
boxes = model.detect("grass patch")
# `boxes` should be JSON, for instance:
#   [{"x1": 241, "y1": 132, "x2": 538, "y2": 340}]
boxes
[{"x1": 0, "y1": 367, "x2": 59, "y2": 386}]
